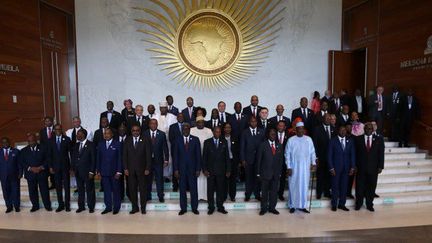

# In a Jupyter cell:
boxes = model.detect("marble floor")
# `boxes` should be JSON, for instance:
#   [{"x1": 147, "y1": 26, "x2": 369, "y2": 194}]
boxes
[{"x1": 0, "y1": 203, "x2": 432, "y2": 239}]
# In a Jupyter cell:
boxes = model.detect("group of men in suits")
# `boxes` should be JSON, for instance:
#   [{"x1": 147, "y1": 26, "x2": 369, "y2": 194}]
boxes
[{"x1": 0, "y1": 87, "x2": 419, "y2": 215}]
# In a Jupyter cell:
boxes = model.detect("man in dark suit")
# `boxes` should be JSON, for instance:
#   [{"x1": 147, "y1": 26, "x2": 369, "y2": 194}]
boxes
[
  {"x1": 388, "y1": 86, "x2": 403, "y2": 142},
  {"x1": 291, "y1": 97, "x2": 314, "y2": 134},
  {"x1": 206, "y1": 108, "x2": 222, "y2": 130},
  {"x1": 117, "y1": 124, "x2": 128, "y2": 201},
  {"x1": 351, "y1": 89, "x2": 367, "y2": 122},
  {"x1": 275, "y1": 121, "x2": 289, "y2": 201},
  {"x1": 100, "y1": 101, "x2": 123, "y2": 130},
  {"x1": 97, "y1": 128, "x2": 123, "y2": 215},
  {"x1": 368, "y1": 86, "x2": 387, "y2": 134},
  {"x1": 203, "y1": 126, "x2": 231, "y2": 215},
  {"x1": 328, "y1": 125, "x2": 356, "y2": 211},
  {"x1": 181, "y1": 97, "x2": 197, "y2": 123},
  {"x1": 258, "y1": 107, "x2": 273, "y2": 132},
  {"x1": 123, "y1": 125, "x2": 152, "y2": 214},
  {"x1": 39, "y1": 116, "x2": 55, "y2": 190},
  {"x1": 166, "y1": 95, "x2": 179, "y2": 116},
  {"x1": 400, "y1": 89, "x2": 420, "y2": 147},
  {"x1": 173, "y1": 123, "x2": 201, "y2": 215},
  {"x1": 336, "y1": 105, "x2": 351, "y2": 127},
  {"x1": 354, "y1": 123, "x2": 384, "y2": 212},
  {"x1": 243, "y1": 95, "x2": 262, "y2": 118},
  {"x1": 240, "y1": 116, "x2": 265, "y2": 201},
  {"x1": 146, "y1": 104, "x2": 157, "y2": 119},
  {"x1": 48, "y1": 124, "x2": 72, "y2": 212},
  {"x1": 71, "y1": 129, "x2": 96, "y2": 213},
  {"x1": 223, "y1": 123, "x2": 240, "y2": 201},
  {"x1": 228, "y1": 102, "x2": 248, "y2": 140},
  {"x1": 127, "y1": 105, "x2": 149, "y2": 135},
  {"x1": 93, "y1": 117, "x2": 118, "y2": 147},
  {"x1": 312, "y1": 113, "x2": 335, "y2": 199},
  {"x1": 321, "y1": 90, "x2": 333, "y2": 104},
  {"x1": 0, "y1": 137, "x2": 21, "y2": 213},
  {"x1": 20, "y1": 133, "x2": 52, "y2": 212},
  {"x1": 168, "y1": 113, "x2": 185, "y2": 192},
  {"x1": 217, "y1": 101, "x2": 231, "y2": 125},
  {"x1": 256, "y1": 129, "x2": 284, "y2": 215},
  {"x1": 329, "y1": 91, "x2": 343, "y2": 114},
  {"x1": 144, "y1": 119, "x2": 169, "y2": 203},
  {"x1": 314, "y1": 101, "x2": 329, "y2": 126},
  {"x1": 269, "y1": 104, "x2": 291, "y2": 129}
]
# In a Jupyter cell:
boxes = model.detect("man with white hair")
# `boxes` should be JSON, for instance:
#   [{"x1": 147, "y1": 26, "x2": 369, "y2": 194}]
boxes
[{"x1": 285, "y1": 122, "x2": 317, "y2": 214}]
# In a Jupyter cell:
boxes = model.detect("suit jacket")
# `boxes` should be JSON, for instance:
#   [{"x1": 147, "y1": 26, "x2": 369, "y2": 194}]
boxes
[
  {"x1": 203, "y1": 138, "x2": 230, "y2": 176},
  {"x1": 100, "y1": 110, "x2": 123, "y2": 129},
  {"x1": 351, "y1": 95, "x2": 367, "y2": 115},
  {"x1": 172, "y1": 135, "x2": 201, "y2": 175},
  {"x1": 354, "y1": 135, "x2": 385, "y2": 175},
  {"x1": 314, "y1": 110, "x2": 329, "y2": 127},
  {"x1": 388, "y1": 92, "x2": 403, "y2": 119},
  {"x1": 243, "y1": 105, "x2": 262, "y2": 118},
  {"x1": 121, "y1": 108, "x2": 135, "y2": 122},
  {"x1": 401, "y1": 95, "x2": 420, "y2": 121},
  {"x1": 224, "y1": 136, "x2": 240, "y2": 163},
  {"x1": 328, "y1": 137, "x2": 355, "y2": 173},
  {"x1": 269, "y1": 116, "x2": 291, "y2": 129},
  {"x1": 71, "y1": 140, "x2": 96, "y2": 178},
  {"x1": 143, "y1": 129, "x2": 169, "y2": 166},
  {"x1": 48, "y1": 135, "x2": 71, "y2": 172},
  {"x1": 20, "y1": 144, "x2": 50, "y2": 180},
  {"x1": 368, "y1": 94, "x2": 387, "y2": 117},
  {"x1": 169, "y1": 122, "x2": 184, "y2": 144},
  {"x1": 329, "y1": 98, "x2": 344, "y2": 114},
  {"x1": 312, "y1": 124, "x2": 335, "y2": 164},
  {"x1": 218, "y1": 112, "x2": 231, "y2": 125},
  {"x1": 240, "y1": 128, "x2": 265, "y2": 164},
  {"x1": 127, "y1": 116, "x2": 149, "y2": 135},
  {"x1": 168, "y1": 105, "x2": 179, "y2": 116},
  {"x1": 39, "y1": 127, "x2": 54, "y2": 144},
  {"x1": 181, "y1": 106, "x2": 197, "y2": 123},
  {"x1": 291, "y1": 107, "x2": 314, "y2": 132},
  {"x1": 336, "y1": 113, "x2": 350, "y2": 127},
  {"x1": 228, "y1": 113, "x2": 248, "y2": 140},
  {"x1": 93, "y1": 127, "x2": 118, "y2": 147},
  {"x1": 205, "y1": 119, "x2": 222, "y2": 130},
  {"x1": 97, "y1": 140, "x2": 122, "y2": 177},
  {"x1": 0, "y1": 148, "x2": 21, "y2": 180},
  {"x1": 122, "y1": 136, "x2": 152, "y2": 174},
  {"x1": 256, "y1": 141, "x2": 284, "y2": 180},
  {"x1": 258, "y1": 119, "x2": 273, "y2": 132}
]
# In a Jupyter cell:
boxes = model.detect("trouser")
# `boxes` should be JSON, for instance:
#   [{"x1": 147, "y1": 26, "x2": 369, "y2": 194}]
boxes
[
  {"x1": 225, "y1": 159, "x2": 238, "y2": 200},
  {"x1": 119, "y1": 174, "x2": 125, "y2": 201},
  {"x1": 49, "y1": 172, "x2": 56, "y2": 188},
  {"x1": 316, "y1": 161, "x2": 331, "y2": 197},
  {"x1": 371, "y1": 111, "x2": 384, "y2": 134},
  {"x1": 207, "y1": 175, "x2": 225, "y2": 210},
  {"x1": 401, "y1": 116, "x2": 413, "y2": 146},
  {"x1": 355, "y1": 172, "x2": 378, "y2": 208},
  {"x1": 261, "y1": 177, "x2": 278, "y2": 211},
  {"x1": 128, "y1": 171, "x2": 148, "y2": 211},
  {"x1": 278, "y1": 162, "x2": 288, "y2": 197},
  {"x1": 76, "y1": 174, "x2": 95, "y2": 210},
  {"x1": 390, "y1": 115, "x2": 401, "y2": 142},
  {"x1": 179, "y1": 172, "x2": 198, "y2": 211},
  {"x1": 331, "y1": 169, "x2": 349, "y2": 207},
  {"x1": 54, "y1": 168, "x2": 70, "y2": 209},
  {"x1": 102, "y1": 176, "x2": 121, "y2": 211},
  {"x1": 147, "y1": 162, "x2": 164, "y2": 200},
  {"x1": 0, "y1": 177, "x2": 20, "y2": 209},
  {"x1": 347, "y1": 174, "x2": 355, "y2": 196},
  {"x1": 27, "y1": 172, "x2": 51, "y2": 209},
  {"x1": 245, "y1": 162, "x2": 260, "y2": 198}
]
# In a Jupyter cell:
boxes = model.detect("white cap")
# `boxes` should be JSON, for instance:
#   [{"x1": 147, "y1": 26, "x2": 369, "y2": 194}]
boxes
[
  {"x1": 296, "y1": 122, "x2": 304, "y2": 128},
  {"x1": 159, "y1": 101, "x2": 168, "y2": 107}
]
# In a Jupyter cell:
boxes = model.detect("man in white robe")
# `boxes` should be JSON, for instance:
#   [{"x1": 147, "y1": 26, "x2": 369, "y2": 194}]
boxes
[
  {"x1": 156, "y1": 102, "x2": 177, "y2": 179},
  {"x1": 285, "y1": 122, "x2": 317, "y2": 213},
  {"x1": 190, "y1": 116, "x2": 213, "y2": 201}
]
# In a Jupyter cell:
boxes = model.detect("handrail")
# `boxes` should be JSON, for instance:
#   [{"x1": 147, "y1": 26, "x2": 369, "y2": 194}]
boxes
[
  {"x1": 0, "y1": 116, "x2": 41, "y2": 131},
  {"x1": 416, "y1": 120, "x2": 432, "y2": 132}
]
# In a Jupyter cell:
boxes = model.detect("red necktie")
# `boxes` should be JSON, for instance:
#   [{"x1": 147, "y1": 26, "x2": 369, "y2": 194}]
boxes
[
  {"x1": 367, "y1": 136, "x2": 371, "y2": 151},
  {"x1": 271, "y1": 143, "x2": 276, "y2": 155},
  {"x1": 151, "y1": 132, "x2": 156, "y2": 144},
  {"x1": 185, "y1": 138, "x2": 189, "y2": 151},
  {"x1": 48, "y1": 127, "x2": 52, "y2": 139},
  {"x1": 4, "y1": 149, "x2": 8, "y2": 161},
  {"x1": 237, "y1": 114, "x2": 241, "y2": 122}
]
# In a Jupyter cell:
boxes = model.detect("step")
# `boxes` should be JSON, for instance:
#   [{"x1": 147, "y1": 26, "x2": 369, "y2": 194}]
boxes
[
  {"x1": 376, "y1": 181, "x2": 432, "y2": 194},
  {"x1": 381, "y1": 165, "x2": 432, "y2": 175},
  {"x1": 378, "y1": 173, "x2": 432, "y2": 184},
  {"x1": 385, "y1": 147, "x2": 417, "y2": 153},
  {"x1": 385, "y1": 142, "x2": 399, "y2": 148},
  {"x1": 383, "y1": 159, "x2": 432, "y2": 168},
  {"x1": 385, "y1": 153, "x2": 427, "y2": 160}
]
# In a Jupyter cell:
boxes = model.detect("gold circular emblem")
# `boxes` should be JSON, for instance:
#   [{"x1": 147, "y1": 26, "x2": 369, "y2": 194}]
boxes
[{"x1": 177, "y1": 11, "x2": 241, "y2": 76}]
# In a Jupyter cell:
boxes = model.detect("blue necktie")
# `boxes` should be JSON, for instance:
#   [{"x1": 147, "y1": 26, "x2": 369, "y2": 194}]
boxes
[{"x1": 57, "y1": 137, "x2": 61, "y2": 151}]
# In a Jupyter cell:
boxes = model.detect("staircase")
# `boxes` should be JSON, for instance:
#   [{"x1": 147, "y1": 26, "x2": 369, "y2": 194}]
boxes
[{"x1": 1, "y1": 141, "x2": 432, "y2": 211}]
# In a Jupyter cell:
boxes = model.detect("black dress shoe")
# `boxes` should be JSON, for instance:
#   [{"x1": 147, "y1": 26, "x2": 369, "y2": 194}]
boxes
[
  {"x1": 269, "y1": 209, "x2": 280, "y2": 215},
  {"x1": 354, "y1": 205, "x2": 361, "y2": 211},
  {"x1": 324, "y1": 194, "x2": 332, "y2": 199},
  {"x1": 74, "y1": 189, "x2": 78, "y2": 193},
  {"x1": 113, "y1": 210, "x2": 119, "y2": 215},
  {"x1": 230, "y1": 198, "x2": 236, "y2": 202},
  {"x1": 49, "y1": 185, "x2": 55, "y2": 190},
  {"x1": 300, "y1": 208, "x2": 310, "y2": 214},
  {"x1": 255, "y1": 196, "x2": 261, "y2": 201},
  {"x1": 178, "y1": 210, "x2": 186, "y2": 215},
  {"x1": 338, "y1": 205, "x2": 350, "y2": 211},
  {"x1": 5, "y1": 207, "x2": 13, "y2": 213},
  {"x1": 129, "y1": 209, "x2": 139, "y2": 214},
  {"x1": 76, "y1": 208, "x2": 85, "y2": 213},
  {"x1": 45, "y1": 207, "x2": 53, "y2": 212},
  {"x1": 347, "y1": 194, "x2": 355, "y2": 199},
  {"x1": 217, "y1": 208, "x2": 228, "y2": 214},
  {"x1": 141, "y1": 209, "x2": 146, "y2": 214},
  {"x1": 289, "y1": 208, "x2": 295, "y2": 213},
  {"x1": 65, "y1": 208, "x2": 71, "y2": 212},
  {"x1": 278, "y1": 195, "x2": 285, "y2": 201},
  {"x1": 208, "y1": 209, "x2": 215, "y2": 215},
  {"x1": 89, "y1": 209, "x2": 95, "y2": 213},
  {"x1": 55, "y1": 207, "x2": 65, "y2": 213},
  {"x1": 316, "y1": 195, "x2": 322, "y2": 200},
  {"x1": 259, "y1": 210, "x2": 267, "y2": 216},
  {"x1": 101, "y1": 209, "x2": 112, "y2": 215},
  {"x1": 331, "y1": 206, "x2": 337, "y2": 211},
  {"x1": 192, "y1": 209, "x2": 199, "y2": 215},
  {"x1": 244, "y1": 197, "x2": 250, "y2": 202},
  {"x1": 30, "y1": 207, "x2": 39, "y2": 213},
  {"x1": 159, "y1": 198, "x2": 165, "y2": 203},
  {"x1": 367, "y1": 206, "x2": 375, "y2": 212},
  {"x1": 15, "y1": 208, "x2": 20, "y2": 213},
  {"x1": 374, "y1": 193, "x2": 380, "y2": 198}
]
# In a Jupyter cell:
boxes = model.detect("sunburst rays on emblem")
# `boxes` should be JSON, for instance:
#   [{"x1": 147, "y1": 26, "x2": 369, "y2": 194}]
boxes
[{"x1": 134, "y1": 0, "x2": 285, "y2": 90}]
